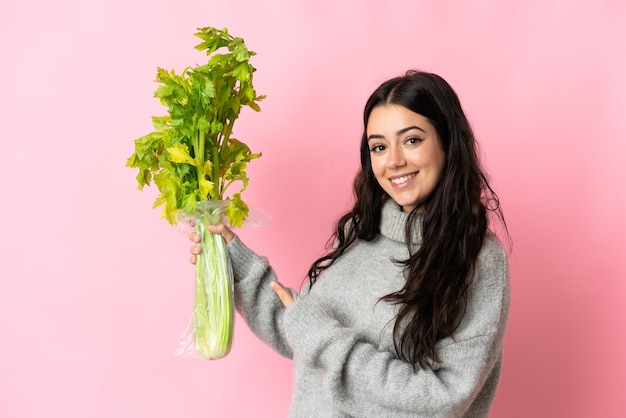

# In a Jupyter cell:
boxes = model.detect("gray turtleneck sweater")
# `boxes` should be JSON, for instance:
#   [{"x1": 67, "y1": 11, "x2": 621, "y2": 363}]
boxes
[{"x1": 227, "y1": 199, "x2": 510, "y2": 417}]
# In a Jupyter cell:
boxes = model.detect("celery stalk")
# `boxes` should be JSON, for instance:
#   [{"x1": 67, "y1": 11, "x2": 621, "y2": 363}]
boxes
[{"x1": 193, "y1": 205, "x2": 234, "y2": 359}]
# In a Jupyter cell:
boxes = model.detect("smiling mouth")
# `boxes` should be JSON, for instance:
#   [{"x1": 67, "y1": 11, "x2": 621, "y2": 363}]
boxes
[{"x1": 390, "y1": 173, "x2": 417, "y2": 185}]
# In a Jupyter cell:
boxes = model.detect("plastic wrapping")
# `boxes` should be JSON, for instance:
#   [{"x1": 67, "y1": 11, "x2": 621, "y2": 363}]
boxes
[{"x1": 175, "y1": 200, "x2": 234, "y2": 360}]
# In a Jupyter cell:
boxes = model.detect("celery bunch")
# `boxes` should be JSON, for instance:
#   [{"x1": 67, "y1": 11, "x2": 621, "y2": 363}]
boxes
[{"x1": 127, "y1": 27, "x2": 264, "y2": 359}]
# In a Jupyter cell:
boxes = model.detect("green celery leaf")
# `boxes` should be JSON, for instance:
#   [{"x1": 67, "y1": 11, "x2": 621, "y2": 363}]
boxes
[
  {"x1": 182, "y1": 193, "x2": 198, "y2": 213},
  {"x1": 152, "y1": 116, "x2": 170, "y2": 130},
  {"x1": 232, "y1": 40, "x2": 250, "y2": 62},
  {"x1": 232, "y1": 63, "x2": 250, "y2": 81},
  {"x1": 152, "y1": 194, "x2": 167, "y2": 209},
  {"x1": 167, "y1": 144, "x2": 195, "y2": 165},
  {"x1": 199, "y1": 177, "x2": 214, "y2": 199},
  {"x1": 225, "y1": 193, "x2": 248, "y2": 228},
  {"x1": 203, "y1": 80, "x2": 216, "y2": 98}
]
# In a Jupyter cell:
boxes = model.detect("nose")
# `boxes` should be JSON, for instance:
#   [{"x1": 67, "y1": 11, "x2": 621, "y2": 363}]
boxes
[{"x1": 387, "y1": 145, "x2": 406, "y2": 169}]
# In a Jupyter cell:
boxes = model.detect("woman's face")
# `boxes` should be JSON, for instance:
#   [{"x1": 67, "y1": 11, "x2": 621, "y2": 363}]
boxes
[{"x1": 366, "y1": 104, "x2": 446, "y2": 212}]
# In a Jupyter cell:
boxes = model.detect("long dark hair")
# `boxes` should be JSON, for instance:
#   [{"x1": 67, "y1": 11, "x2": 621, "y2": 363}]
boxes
[{"x1": 307, "y1": 70, "x2": 506, "y2": 369}]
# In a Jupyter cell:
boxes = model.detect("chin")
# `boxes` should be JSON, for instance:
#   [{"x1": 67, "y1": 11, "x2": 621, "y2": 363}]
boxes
[
  {"x1": 393, "y1": 196, "x2": 419, "y2": 207},
  {"x1": 393, "y1": 201, "x2": 419, "y2": 212}
]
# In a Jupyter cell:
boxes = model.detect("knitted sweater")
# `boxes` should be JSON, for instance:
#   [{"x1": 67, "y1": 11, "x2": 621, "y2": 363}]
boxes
[{"x1": 228, "y1": 199, "x2": 510, "y2": 417}]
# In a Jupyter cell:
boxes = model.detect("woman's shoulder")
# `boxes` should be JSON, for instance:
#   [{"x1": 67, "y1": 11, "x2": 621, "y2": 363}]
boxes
[
  {"x1": 474, "y1": 231, "x2": 510, "y2": 292},
  {"x1": 478, "y1": 232, "x2": 508, "y2": 268}
]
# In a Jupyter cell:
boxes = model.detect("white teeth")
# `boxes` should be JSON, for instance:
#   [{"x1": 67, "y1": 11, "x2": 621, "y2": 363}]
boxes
[{"x1": 390, "y1": 174, "x2": 415, "y2": 184}]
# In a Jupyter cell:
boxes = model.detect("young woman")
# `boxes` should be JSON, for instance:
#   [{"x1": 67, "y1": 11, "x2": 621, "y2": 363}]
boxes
[{"x1": 190, "y1": 70, "x2": 510, "y2": 417}]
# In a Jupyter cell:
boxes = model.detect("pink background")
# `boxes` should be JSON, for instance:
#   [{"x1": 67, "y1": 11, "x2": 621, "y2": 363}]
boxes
[{"x1": 1, "y1": 1, "x2": 625, "y2": 417}]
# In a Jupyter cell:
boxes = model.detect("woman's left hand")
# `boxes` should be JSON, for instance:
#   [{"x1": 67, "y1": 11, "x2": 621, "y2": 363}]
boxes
[{"x1": 271, "y1": 281, "x2": 294, "y2": 307}]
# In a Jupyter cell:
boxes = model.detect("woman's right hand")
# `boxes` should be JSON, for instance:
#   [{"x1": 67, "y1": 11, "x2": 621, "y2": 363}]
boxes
[{"x1": 188, "y1": 221, "x2": 236, "y2": 265}]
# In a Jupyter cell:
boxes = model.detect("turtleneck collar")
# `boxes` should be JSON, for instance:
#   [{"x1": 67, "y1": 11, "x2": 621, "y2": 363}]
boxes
[{"x1": 379, "y1": 199, "x2": 423, "y2": 245}]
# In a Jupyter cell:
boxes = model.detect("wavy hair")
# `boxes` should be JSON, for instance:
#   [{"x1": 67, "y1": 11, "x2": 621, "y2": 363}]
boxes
[{"x1": 307, "y1": 70, "x2": 506, "y2": 369}]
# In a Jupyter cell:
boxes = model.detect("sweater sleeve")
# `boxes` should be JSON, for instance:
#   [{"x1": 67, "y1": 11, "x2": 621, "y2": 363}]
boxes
[
  {"x1": 227, "y1": 236, "x2": 295, "y2": 358},
  {"x1": 282, "y1": 239, "x2": 510, "y2": 416}
]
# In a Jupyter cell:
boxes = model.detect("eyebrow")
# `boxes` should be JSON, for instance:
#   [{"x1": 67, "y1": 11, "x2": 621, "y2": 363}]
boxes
[{"x1": 367, "y1": 125, "x2": 427, "y2": 141}]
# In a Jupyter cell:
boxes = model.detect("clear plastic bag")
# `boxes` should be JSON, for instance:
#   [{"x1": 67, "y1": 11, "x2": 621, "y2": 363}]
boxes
[
  {"x1": 175, "y1": 200, "x2": 234, "y2": 360},
  {"x1": 174, "y1": 201, "x2": 272, "y2": 360}
]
